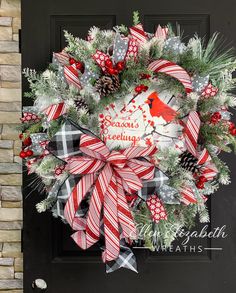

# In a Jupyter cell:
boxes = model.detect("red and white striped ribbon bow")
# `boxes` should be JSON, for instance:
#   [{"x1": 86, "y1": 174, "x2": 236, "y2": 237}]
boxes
[
  {"x1": 129, "y1": 24, "x2": 148, "y2": 44},
  {"x1": 148, "y1": 59, "x2": 193, "y2": 93},
  {"x1": 64, "y1": 134, "x2": 157, "y2": 262},
  {"x1": 43, "y1": 102, "x2": 67, "y2": 122},
  {"x1": 181, "y1": 111, "x2": 218, "y2": 204}
]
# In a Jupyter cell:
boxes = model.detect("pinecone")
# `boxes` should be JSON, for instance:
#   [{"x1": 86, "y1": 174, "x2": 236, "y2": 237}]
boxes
[
  {"x1": 179, "y1": 151, "x2": 198, "y2": 173},
  {"x1": 95, "y1": 74, "x2": 120, "y2": 96},
  {"x1": 74, "y1": 98, "x2": 89, "y2": 112}
]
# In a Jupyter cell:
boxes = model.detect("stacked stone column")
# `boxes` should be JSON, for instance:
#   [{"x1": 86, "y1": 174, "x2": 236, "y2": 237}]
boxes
[{"x1": 0, "y1": 0, "x2": 23, "y2": 292}]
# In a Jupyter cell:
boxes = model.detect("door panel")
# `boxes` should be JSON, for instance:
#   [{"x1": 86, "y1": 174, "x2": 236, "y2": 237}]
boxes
[{"x1": 22, "y1": 1, "x2": 236, "y2": 292}]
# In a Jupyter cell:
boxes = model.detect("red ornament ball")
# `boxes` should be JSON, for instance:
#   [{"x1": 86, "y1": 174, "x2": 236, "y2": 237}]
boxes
[
  {"x1": 19, "y1": 150, "x2": 27, "y2": 159},
  {"x1": 105, "y1": 59, "x2": 113, "y2": 68},
  {"x1": 135, "y1": 85, "x2": 142, "y2": 93},
  {"x1": 196, "y1": 181, "x2": 204, "y2": 189},
  {"x1": 76, "y1": 61, "x2": 84, "y2": 71},
  {"x1": 229, "y1": 122, "x2": 235, "y2": 131},
  {"x1": 230, "y1": 128, "x2": 236, "y2": 136},
  {"x1": 19, "y1": 133, "x2": 23, "y2": 140},
  {"x1": 23, "y1": 137, "x2": 32, "y2": 146},
  {"x1": 116, "y1": 61, "x2": 125, "y2": 71},
  {"x1": 69, "y1": 57, "x2": 76, "y2": 65},
  {"x1": 198, "y1": 175, "x2": 207, "y2": 183},
  {"x1": 107, "y1": 67, "x2": 118, "y2": 75},
  {"x1": 212, "y1": 112, "x2": 221, "y2": 120},
  {"x1": 25, "y1": 149, "x2": 34, "y2": 157}
]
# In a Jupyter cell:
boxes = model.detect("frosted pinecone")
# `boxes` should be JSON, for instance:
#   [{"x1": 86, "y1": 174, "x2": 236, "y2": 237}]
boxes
[
  {"x1": 179, "y1": 151, "x2": 198, "y2": 173},
  {"x1": 95, "y1": 74, "x2": 120, "y2": 96},
  {"x1": 74, "y1": 98, "x2": 89, "y2": 113}
]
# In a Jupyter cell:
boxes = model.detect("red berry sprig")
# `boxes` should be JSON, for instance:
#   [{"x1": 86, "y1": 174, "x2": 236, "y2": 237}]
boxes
[
  {"x1": 196, "y1": 175, "x2": 207, "y2": 189},
  {"x1": 135, "y1": 84, "x2": 149, "y2": 94},
  {"x1": 228, "y1": 122, "x2": 236, "y2": 136},
  {"x1": 19, "y1": 134, "x2": 34, "y2": 159},
  {"x1": 104, "y1": 59, "x2": 125, "y2": 75},
  {"x1": 19, "y1": 149, "x2": 34, "y2": 159},
  {"x1": 140, "y1": 73, "x2": 151, "y2": 80},
  {"x1": 69, "y1": 57, "x2": 84, "y2": 73},
  {"x1": 23, "y1": 137, "x2": 32, "y2": 146},
  {"x1": 210, "y1": 112, "x2": 221, "y2": 124}
]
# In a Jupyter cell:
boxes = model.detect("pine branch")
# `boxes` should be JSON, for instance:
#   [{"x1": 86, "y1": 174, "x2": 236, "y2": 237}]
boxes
[{"x1": 133, "y1": 11, "x2": 140, "y2": 26}]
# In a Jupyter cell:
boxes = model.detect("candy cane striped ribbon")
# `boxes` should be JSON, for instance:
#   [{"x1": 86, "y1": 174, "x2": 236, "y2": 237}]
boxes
[
  {"x1": 43, "y1": 102, "x2": 67, "y2": 121},
  {"x1": 184, "y1": 111, "x2": 200, "y2": 157},
  {"x1": 64, "y1": 63, "x2": 81, "y2": 89},
  {"x1": 181, "y1": 111, "x2": 218, "y2": 204},
  {"x1": 180, "y1": 186, "x2": 197, "y2": 205},
  {"x1": 155, "y1": 25, "x2": 168, "y2": 39},
  {"x1": 129, "y1": 24, "x2": 148, "y2": 44},
  {"x1": 148, "y1": 59, "x2": 193, "y2": 93},
  {"x1": 53, "y1": 49, "x2": 69, "y2": 65},
  {"x1": 64, "y1": 134, "x2": 157, "y2": 262}
]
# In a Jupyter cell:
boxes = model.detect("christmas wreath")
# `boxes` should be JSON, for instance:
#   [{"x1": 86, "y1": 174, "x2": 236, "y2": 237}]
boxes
[{"x1": 21, "y1": 12, "x2": 236, "y2": 273}]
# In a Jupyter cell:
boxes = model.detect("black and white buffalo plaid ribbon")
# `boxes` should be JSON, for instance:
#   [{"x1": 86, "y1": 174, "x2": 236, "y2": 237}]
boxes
[
  {"x1": 138, "y1": 168, "x2": 180, "y2": 204},
  {"x1": 47, "y1": 119, "x2": 95, "y2": 160},
  {"x1": 106, "y1": 240, "x2": 137, "y2": 273}
]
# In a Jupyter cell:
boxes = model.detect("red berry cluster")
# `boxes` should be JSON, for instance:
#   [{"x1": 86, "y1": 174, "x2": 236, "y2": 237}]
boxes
[
  {"x1": 104, "y1": 59, "x2": 125, "y2": 75},
  {"x1": 196, "y1": 175, "x2": 207, "y2": 189},
  {"x1": 140, "y1": 73, "x2": 151, "y2": 80},
  {"x1": 19, "y1": 133, "x2": 34, "y2": 159},
  {"x1": 69, "y1": 57, "x2": 84, "y2": 72},
  {"x1": 228, "y1": 122, "x2": 236, "y2": 136},
  {"x1": 135, "y1": 84, "x2": 148, "y2": 94},
  {"x1": 210, "y1": 112, "x2": 221, "y2": 124}
]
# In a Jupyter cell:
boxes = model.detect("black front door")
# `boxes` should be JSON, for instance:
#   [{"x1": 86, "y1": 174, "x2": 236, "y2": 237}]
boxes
[{"x1": 22, "y1": 1, "x2": 236, "y2": 292}]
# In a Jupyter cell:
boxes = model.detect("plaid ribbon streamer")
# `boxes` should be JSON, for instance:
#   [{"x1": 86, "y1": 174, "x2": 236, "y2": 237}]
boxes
[
  {"x1": 47, "y1": 119, "x2": 95, "y2": 160},
  {"x1": 138, "y1": 168, "x2": 168, "y2": 200},
  {"x1": 106, "y1": 240, "x2": 137, "y2": 273},
  {"x1": 148, "y1": 59, "x2": 193, "y2": 93}
]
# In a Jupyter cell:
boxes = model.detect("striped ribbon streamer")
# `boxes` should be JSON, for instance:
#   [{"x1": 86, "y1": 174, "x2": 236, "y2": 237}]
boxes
[
  {"x1": 129, "y1": 24, "x2": 148, "y2": 44},
  {"x1": 155, "y1": 25, "x2": 168, "y2": 39},
  {"x1": 184, "y1": 111, "x2": 201, "y2": 157},
  {"x1": 53, "y1": 49, "x2": 70, "y2": 65},
  {"x1": 148, "y1": 59, "x2": 193, "y2": 93},
  {"x1": 180, "y1": 186, "x2": 197, "y2": 205},
  {"x1": 64, "y1": 63, "x2": 81, "y2": 89},
  {"x1": 181, "y1": 111, "x2": 218, "y2": 204},
  {"x1": 43, "y1": 102, "x2": 67, "y2": 122},
  {"x1": 64, "y1": 134, "x2": 157, "y2": 263}
]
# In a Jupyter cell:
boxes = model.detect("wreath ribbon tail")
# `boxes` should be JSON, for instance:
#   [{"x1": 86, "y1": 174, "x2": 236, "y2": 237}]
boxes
[
  {"x1": 102, "y1": 175, "x2": 120, "y2": 262},
  {"x1": 64, "y1": 174, "x2": 95, "y2": 230},
  {"x1": 116, "y1": 177, "x2": 137, "y2": 240}
]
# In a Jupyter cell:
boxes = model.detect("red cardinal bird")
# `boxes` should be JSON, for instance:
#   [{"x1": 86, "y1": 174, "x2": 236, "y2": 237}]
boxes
[{"x1": 145, "y1": 92, "x2": 177, "y2": 123}]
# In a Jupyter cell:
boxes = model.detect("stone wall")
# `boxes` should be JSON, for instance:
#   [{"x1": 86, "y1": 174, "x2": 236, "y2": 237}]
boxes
[{"x1": 0, "y1": 0, "x2": 23, "y2": 292}]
